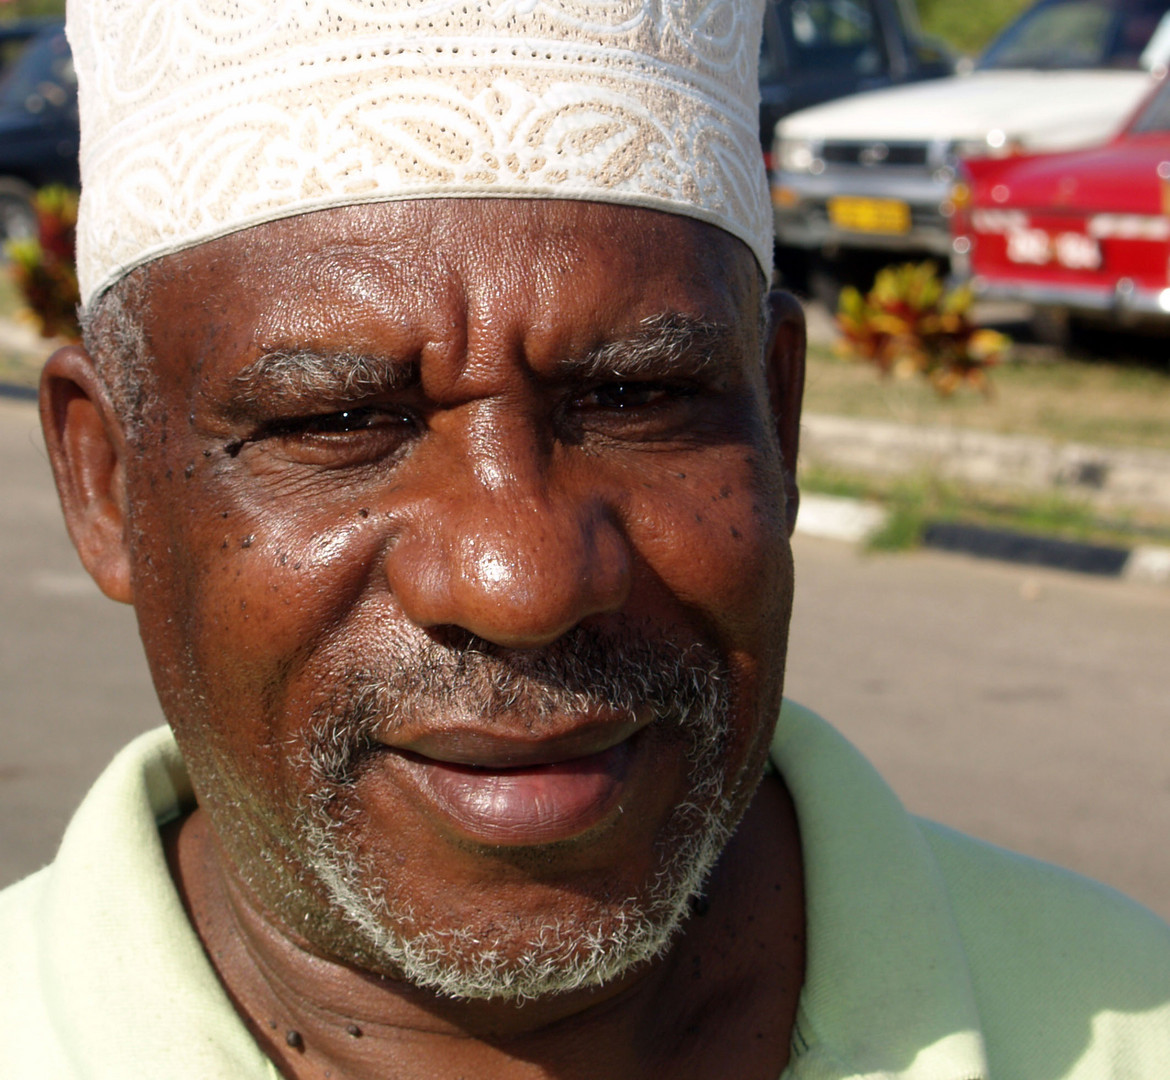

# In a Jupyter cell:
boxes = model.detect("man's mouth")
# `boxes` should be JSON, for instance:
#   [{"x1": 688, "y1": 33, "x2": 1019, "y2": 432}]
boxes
[{"x1": 379, "y1": 721, "x2": 646, "y2": 845}]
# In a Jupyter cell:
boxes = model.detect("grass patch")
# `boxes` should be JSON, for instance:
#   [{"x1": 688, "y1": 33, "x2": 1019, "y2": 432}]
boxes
[
  {"x1": 0, "y1": 273, "x2": 23, "y2": 321},
  {"x1": 0, "y1": 274, "x2": 51, "y2": 393},
  {"x1": 868, "y1": 496, "x2": 927, "y2": 552},
  {"x1": 0, "y1": 349, "x2": 43, "y2": 390},
  {"x1": 0, "y1": 269, "x2": 58, "y2": 390},
  {"x1": 800, "y1": 463, "x2": 1170, "y2": 552},
  {"x1": 803, "y1": 340, "x2": 1170, "y2": 454}
]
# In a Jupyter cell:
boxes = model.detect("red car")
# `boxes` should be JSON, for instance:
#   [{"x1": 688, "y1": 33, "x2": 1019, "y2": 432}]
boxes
[{"x1": 952, "y1": 72, "x2": 1170, "y2": 328}]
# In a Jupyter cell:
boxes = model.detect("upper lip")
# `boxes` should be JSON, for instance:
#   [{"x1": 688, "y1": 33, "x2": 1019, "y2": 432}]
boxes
[{"x1": 388, "y1": 716, "x2": 648, "y2": 769}]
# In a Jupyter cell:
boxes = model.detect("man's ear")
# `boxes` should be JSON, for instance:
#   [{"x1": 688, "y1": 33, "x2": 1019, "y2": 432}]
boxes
[
  {"x1": 764, "y1": 290, "x2": 806, "y2": 537},
  {"x1": 39, "y1": 345, "x2": 134, "y2": 603}
]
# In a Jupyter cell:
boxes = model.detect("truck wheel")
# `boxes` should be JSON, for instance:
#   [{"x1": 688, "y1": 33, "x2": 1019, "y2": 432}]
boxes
[{"x1": 1029, "y1": 305, "x2": 1071, "y2": 348}]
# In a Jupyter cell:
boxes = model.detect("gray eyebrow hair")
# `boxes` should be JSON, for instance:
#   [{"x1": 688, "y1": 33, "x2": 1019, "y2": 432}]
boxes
[
  {"x1": 228, "y1": 348, "x2": 417, "y2": 407},
  {"x1": 572, "y1": 312, "x2": 739, "y2": 380},
  {"x1": 226, "y1": 311, "x2": 743, "y2": 410}
]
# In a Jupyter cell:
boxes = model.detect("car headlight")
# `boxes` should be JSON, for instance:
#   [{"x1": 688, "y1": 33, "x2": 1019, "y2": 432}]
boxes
[
  {"x1": 775, "y1": 136, "x2": 822, "y2": 174},
  {"x1": 951, "y1": 130, "x2": 1022, "y2": 161}
]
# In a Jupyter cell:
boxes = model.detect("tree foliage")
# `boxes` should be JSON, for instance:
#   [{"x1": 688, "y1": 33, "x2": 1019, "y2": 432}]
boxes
[{"x1": 0, "y1": 0, "x2": 65, "y2": 21}]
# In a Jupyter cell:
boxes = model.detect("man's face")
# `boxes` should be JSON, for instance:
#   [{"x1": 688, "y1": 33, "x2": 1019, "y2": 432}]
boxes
[{"x1": 100, "y1": 199, "x2": 800, "y2": 998}]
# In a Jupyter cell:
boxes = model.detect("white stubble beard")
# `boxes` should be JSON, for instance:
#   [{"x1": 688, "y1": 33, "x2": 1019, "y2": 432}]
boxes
[{"x1": 297, "y1": 633, "x2": 749, "y2": 1002}]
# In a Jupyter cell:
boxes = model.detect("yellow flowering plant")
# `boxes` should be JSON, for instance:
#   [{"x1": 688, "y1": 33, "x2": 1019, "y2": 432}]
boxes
[
  {"x1": 5, "y1": 184, "x2": 80, "y2": 341},
  {"x1": 836, "y1": 261, "x2": 1009, "y2": 397}
]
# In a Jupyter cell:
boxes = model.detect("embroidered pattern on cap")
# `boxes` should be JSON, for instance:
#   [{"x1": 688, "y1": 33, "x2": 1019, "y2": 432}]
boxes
[{"x1": 68, "y1": 0, "x2": 771, "y2": 303}]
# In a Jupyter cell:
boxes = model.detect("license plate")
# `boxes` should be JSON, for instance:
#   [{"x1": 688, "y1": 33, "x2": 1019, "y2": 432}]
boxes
[
  {"x1": 1006, "y1": 227, "x2": 1102, "y2": 271},
  {"x1": 828, "y1": 196, "x2": 912, "y2": 235}
]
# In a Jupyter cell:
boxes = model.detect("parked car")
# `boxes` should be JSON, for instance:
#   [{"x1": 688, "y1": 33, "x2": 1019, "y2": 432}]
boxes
[
  {"x1": 770, "y1": 0, "x2": 1170, "y2": 281},
  {"x1": 0, "y1": 17, "x2": 57, "y2": 72},
  {"x1": 952, "y1": 70, "x2": 1170, "y2": 331},
  {"x1": 757, "y1": 0, "x2": 954, "y2": 166},
  {"x1": 0, "y1": 22, "x2": 77, "y2": 246}
]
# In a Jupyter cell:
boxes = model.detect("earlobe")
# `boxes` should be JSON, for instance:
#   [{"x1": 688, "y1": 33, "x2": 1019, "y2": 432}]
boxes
[
  {"x1": 39, "y1": 346, "x2": 135, "y2": 604},
  {"x1": 763, "y1": 290, "x2": 806, "y2": 537}
]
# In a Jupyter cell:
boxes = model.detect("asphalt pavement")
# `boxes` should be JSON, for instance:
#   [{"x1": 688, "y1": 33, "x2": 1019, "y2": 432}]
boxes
[{"x1": 2, "y1": 395, "x2": 1168, "y2": 922}]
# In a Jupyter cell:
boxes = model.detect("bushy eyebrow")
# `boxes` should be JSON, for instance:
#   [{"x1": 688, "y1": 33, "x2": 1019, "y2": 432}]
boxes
[
  {"x1": 570, "y1": 313, "x2": 738, "y2": 381},
  {"x1": 224, "y1": 312, "x2": 738, "y2": 413},
  {"x1": 227, "y1": 349, "x2": 417, "y2": 410}
]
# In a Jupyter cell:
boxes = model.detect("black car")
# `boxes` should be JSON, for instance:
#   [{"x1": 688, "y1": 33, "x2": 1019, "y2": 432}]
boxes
[
  {"x1": 0, "y1": 22, "x2": 78, "y2": 245},
  {"x1": 758, "y1": 0, "x2": 955, "y2": 164},
  {"x1": 0, "y1": 17, "x2": 56, "y2": 74}
]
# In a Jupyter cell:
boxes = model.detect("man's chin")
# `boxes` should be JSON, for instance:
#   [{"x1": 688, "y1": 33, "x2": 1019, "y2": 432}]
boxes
[{"x1": 300, "y1": 792, "x2": 736, "y2": 1002}]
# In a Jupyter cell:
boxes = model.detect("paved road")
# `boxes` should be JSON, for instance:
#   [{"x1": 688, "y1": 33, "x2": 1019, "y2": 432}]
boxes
[
  {"x1": 2, "y1": 395, "x2": 1168, "y2": 922},
  {"x1": 785, "y1": 533, "x2": 1170, "y2": 922},
  {"x1": 0, "y1": 397, "x2": 158, "y2": 886}
]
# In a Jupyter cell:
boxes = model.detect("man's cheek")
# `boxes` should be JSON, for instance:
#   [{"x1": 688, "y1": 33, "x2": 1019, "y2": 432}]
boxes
[
  {"x1": 145, "y1": 493, "x2": 382, "y2": 726},
  {"x1": 630, "y1": 464, "x2": 791, "y2": 645}
]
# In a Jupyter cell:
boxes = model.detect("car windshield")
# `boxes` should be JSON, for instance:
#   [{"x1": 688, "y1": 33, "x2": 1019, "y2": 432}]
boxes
[
  {"x1": 1129, "y1": 75, "x2": 1170, "y2": 129},
  {"x1": 978, "y1": 0, "x2": 1170, "y2": 71},
  {"x1": 766, "y1": 0, "x2": 889, "y2": 77},
  {"x1": 0, "y1": 30, "x2": 75, "y2": 113},
  {"x1": 0, "y1": 33, "x2": 35, "y2": 79}
]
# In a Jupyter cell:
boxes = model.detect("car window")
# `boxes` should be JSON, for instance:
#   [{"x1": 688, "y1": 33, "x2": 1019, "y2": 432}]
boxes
[
  {"x1": 759, "y1": 9, "x2": 787, "y2": 83},
  {"x1": 1129, "y1": 75, "x2": 1170, "y2": 129},
  {"x1": 979, "y1": 0, "x2": 1170, "y2": 71},
  {"x1": 0, "y1": 31, "x2": 76, "y2": 114},
  {"x1": 0, "y1": 36, "x2": 31, "y2": 76},
  {"x1": 1112, "y1": 4, "x2": 1170, "y2": 65},
  {"x1": 779, "y1": 0, "x2": 888, "y2": 76}
]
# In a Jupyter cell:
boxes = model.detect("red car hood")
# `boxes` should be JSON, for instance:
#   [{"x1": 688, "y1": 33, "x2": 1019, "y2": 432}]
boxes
[{"x1": 967, "y1": 134, "x2": 1170, "y2": 214}]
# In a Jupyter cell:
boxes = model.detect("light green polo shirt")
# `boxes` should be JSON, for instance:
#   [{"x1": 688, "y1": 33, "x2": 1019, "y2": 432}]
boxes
[{"x1": 2, "y1": 700, "x2": 1169, "y2": 1078}]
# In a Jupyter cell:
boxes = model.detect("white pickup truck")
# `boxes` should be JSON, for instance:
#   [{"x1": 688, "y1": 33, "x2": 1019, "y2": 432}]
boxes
[{"x1": 770, "y1": 0, "x2": 1170, "y2": 275}]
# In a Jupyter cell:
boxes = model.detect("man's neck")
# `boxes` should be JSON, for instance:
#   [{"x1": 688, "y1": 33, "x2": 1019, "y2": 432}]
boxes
[{"x1": 164, "y1": 774, "x2": 805, "y2": 1080}]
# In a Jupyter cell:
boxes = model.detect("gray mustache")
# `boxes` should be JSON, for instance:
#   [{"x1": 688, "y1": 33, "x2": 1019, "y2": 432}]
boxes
[{"x1": 305, "y1": 625, "x2": 728, "y2": 786}]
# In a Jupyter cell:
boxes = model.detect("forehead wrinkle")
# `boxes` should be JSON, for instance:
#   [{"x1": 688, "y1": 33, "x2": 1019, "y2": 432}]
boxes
[
  {"x1": 570, "y1": 313, "x2": 741, "y2": 381},
  {"x1": 228, "y1": 348, "x2": 418, "y2": 409}
]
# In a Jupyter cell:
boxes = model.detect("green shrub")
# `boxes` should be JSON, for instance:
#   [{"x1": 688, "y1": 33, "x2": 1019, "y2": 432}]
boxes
[{"x1": 836, "y1": 261, "x2": 1009, "y2": 398}]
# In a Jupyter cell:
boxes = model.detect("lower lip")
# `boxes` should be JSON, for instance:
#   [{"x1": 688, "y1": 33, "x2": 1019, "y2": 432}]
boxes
[{"x1": 394, "y1": 742, "x2": 633, "y2": 845}]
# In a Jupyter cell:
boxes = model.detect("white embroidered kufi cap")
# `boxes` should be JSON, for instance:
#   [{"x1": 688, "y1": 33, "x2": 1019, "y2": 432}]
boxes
[{"x1": 67, "y1": 0, "x2": 772, "y2": 305}]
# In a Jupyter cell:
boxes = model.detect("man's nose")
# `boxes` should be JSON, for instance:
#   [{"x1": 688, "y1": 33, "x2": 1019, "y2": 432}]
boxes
[{"x1": 382, "y1": 441, "x2": 632, "y2": 649}]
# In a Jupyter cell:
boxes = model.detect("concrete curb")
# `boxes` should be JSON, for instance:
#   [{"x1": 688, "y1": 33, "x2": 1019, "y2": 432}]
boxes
[
  {"x1": 801, "y1": 412, "x2": 1170, "y2": 514},
  {"x1": 795, "y1": 493, "x2": 1170, "y2": 586},
  {"x1": 795, "y1": 493, "x2": 887, "y2": 543}
]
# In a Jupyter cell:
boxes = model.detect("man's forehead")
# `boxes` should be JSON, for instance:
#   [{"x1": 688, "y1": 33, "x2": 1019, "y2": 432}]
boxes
[{"x1": 144, "y1": 200, "x2": 760, "y2": 362}]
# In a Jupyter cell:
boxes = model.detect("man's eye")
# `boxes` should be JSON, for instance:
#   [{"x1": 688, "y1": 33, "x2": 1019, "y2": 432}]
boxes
[
  {"x1": 296, "y1": 407, "x2": 398, "y2": 435},
  {"x1": 259, "y1": 406, "x2": 413, "y2": 440},
  {"x1": 580, "y1": 382, "x2": 689, "y2": 410},
  {"x1": 247, "y1": 406, "x2": 416, "y2": 466}
]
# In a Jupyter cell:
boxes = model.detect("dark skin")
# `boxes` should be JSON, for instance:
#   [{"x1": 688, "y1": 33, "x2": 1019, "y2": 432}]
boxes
[{"x1": 41, "y1": 199, "x2": 807, "y2": 1079}]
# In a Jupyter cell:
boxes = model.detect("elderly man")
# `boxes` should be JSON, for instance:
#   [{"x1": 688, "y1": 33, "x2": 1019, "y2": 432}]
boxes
[{"x1": 3, "y1": 1, "x2": 1169, "y2": 1077}]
